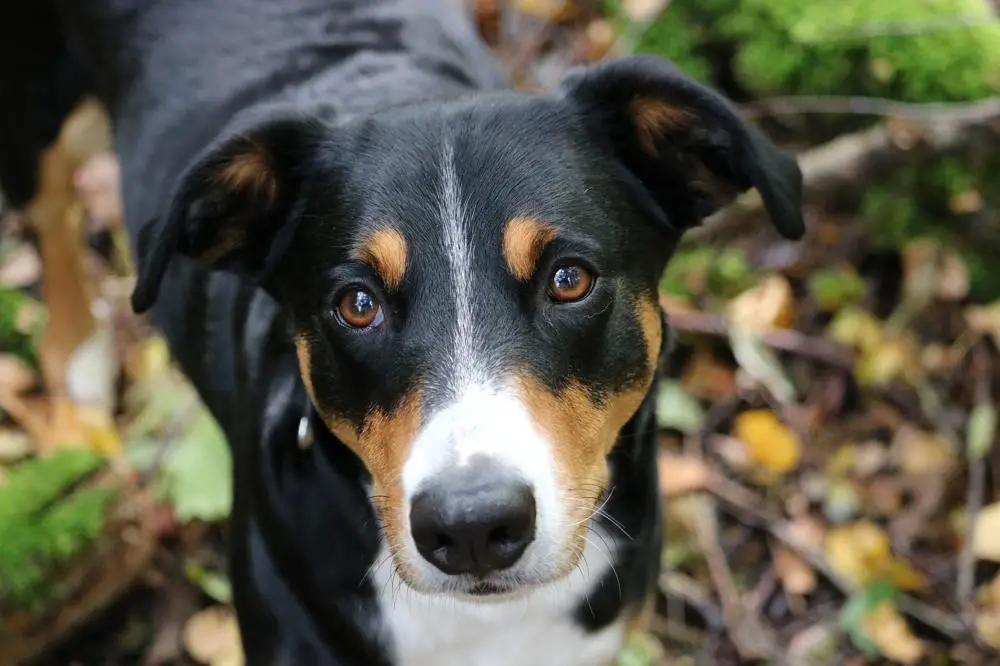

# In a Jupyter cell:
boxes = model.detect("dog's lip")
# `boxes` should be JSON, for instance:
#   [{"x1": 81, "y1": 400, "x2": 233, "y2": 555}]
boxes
[{"x1": 464, "y1": 581, "x2": 510, "y2": 596}]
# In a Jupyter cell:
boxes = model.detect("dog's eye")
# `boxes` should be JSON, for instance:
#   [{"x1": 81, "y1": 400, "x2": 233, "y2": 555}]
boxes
[
  {"x1": 548, "y1": 264, "x2": 593, "y2": 303},
  {"x1": 335, "y1": 287, "x2": 384, "y2": 329}
]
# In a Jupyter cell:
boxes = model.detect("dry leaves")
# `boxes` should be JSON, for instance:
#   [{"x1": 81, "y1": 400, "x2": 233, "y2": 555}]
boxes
[
  {"x1": 825, "y1": 521, "x2": 926, "y2": 591},
  {"x1": 972, "y1": 502, "x2": 1000, "y2": 562}
]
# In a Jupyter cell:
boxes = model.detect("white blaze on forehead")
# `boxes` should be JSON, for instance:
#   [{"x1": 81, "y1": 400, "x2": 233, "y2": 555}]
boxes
[{"x1": 437, "y1": 139, "x2": 487, "y2": 390}]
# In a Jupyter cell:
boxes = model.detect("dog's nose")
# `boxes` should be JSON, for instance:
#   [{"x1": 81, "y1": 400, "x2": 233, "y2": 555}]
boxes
[{"x1": 409, "y1": 466, "x2": 536, "y2": 577}]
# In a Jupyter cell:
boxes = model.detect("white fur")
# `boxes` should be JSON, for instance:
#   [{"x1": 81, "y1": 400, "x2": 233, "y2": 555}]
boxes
[
  {"x1": 373, "y1": 525, "x2": 625, "y2": 666},
  {"x1": 400, "y1": 383, "x2": 566, "y2": 589}
]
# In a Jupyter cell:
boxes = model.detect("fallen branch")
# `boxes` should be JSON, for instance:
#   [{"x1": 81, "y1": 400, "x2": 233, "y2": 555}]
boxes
[
  {"x1": 686, "y1": 97, "x2": 1000, "y2": 246},
  {"x1": 660, "y1": 297, "x2": 857, "y2": 369},
  {"x1": 705, "y1": 472, "x2": 971, "y2": 642}
]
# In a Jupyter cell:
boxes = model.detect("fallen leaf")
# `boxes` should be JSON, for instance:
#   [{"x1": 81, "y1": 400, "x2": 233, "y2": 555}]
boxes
[
  {"x1": 950, "y1": 190, "x2": 983, "y2": 214},
  {"x1": 965, "y1": 300, "x2": 1000, "y2": 349},
  {"x1": 889, "y1": 425, "x2": 956, "y2": 476},
  {"x1": 968, "y1": 402, "x2": 997, "y2": 461},
  {"x1": 654, "y1": 380, "x2": 704, "y2": 435},
  {"x1": 973, "y1": 503, "x2": 1000, "y2": 562},
  {"x1": 657, "y1": 453, "x2": 709, "y2": 497},
  {"x1": 583, "y1": 19, "x2": 616, "y2": 61},
  {"x1": 727, "y1": 275, "x2": 796, "y2": 333},
  {"x1": 0, "y1": 354, "x2": 37, "y2": 394},
  {"x1": 773, "y1": 541, "x2": 816, "y2": 595},
  {"x1": 860, "y1": 601, "x2": 924, "y2": 665},
  {"x1": 729, "y1": 327, "x2": 797, "y2": 403},
  {"x1": 855, "y1": 332, "x2": 922, "y2": 388},
  {"x1": 827, "y1": 306, "x2": 883, "y2": 353},
  {"x1": 0, "y1": 428, "x2": 32, "y2": 462},
  {"x1": 620, "y1": 0, "x2": 667, "y2": 22},
  {"x1": 825, "y1": 521, "x2": 891, "y2": 587},
  {"x1": 183, "y1": 606, "x2": 244, "y2": 666},
  {"x1": 733, "y1": 409, "x2": 801, "y2": 476},
  {"x1": 511, "y1": 0, "x2": 573, "y2": 21},
  {"x1": 823, "y1": 480, "x2": 861, "y2": 524},
  {"x1": 976, "y1": 610, "x2": 1000, "y2": 650},
  {"x1": 680, "y1": 348, "x2": 736, "y2": 401},
  {"x1": 937, "y1": 248, "x2": 969, "y2": 301},
  {"x1": 0, "y1": 245, "x2": 41, "y2": 287},
  {"x1": 807, "y1": 265, "x2": 867, "y2": 313}
]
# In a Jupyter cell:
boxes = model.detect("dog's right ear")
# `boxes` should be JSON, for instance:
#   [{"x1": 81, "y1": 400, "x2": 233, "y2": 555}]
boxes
[{"x1": 130, "y1": 113, "x2": 325, "y2": 314}]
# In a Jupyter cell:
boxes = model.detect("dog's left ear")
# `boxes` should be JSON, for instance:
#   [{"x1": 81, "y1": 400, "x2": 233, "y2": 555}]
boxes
[
  {"x1": 130, "y1": 113, "x2": 324, "y2": 314},
  {"x1": 560, "y1": 55, "x2": 804, "y2": 239}
]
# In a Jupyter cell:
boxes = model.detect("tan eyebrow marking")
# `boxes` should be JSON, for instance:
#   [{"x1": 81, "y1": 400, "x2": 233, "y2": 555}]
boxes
[
  {"x1": 502, "y1": 216, "x2": 558, "y2": 281},
  {"x1": 356, "y1": 226, "x2": 408, "y2": 290}
]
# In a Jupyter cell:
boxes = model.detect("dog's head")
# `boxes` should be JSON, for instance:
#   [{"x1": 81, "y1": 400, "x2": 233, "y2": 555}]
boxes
[{"x1": 132, "y1": 56, "x2": 803, "y2": 598}]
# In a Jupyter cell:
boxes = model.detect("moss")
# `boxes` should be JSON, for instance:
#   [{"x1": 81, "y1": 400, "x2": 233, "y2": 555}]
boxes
[
  {"x1": 660, "y1": 246, "x2": 757, "y2": 300},
  {"x1": 0, "y1": 285, "x2": 40, "y2": 367},
  {"x1": 623, "y1": 0, "x2": 1000, "y2": 102},
  {"x1": 0, "y1": 449, "x2": 113, "y2": 610}
]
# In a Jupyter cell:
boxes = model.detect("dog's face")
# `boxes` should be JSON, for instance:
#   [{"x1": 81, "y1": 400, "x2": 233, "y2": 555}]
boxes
[{"x1": 133, "y1": 56, "x2": 803, "y2": 598}]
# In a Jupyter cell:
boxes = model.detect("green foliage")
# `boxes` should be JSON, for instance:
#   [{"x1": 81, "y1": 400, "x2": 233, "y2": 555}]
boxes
[
  {"x1": 157, "y1": 409, "x2": 232, "y2": 523},
  {"x1": 0, "y1": 284, "x2": 40, "y2": 367},
  {"x1": 839, "y1": 579, "x2": 901, "y2": 659},
  {"x1": 621, "y1": 0, "x2": 1000, "y2": 102},
  {"x1": 0, "y1": 449, "x2": 113, "y2": 610},
  {"x1": 660, "y1": 247, "x2": 756, "y2": 300}
]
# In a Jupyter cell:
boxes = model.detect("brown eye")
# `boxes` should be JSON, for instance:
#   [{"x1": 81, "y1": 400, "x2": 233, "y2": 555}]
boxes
[
  {"x1": 549, "y1": 264, "x2": 593, "y2": 302},
  {"x1": 336, "y1": 287, "x2": 384, "y2": 329}
]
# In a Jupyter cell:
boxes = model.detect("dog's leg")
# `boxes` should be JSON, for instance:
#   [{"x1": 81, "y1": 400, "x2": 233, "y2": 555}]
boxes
[{"x1": 22, "y1": 100, "x2": 119, "y2": 453}]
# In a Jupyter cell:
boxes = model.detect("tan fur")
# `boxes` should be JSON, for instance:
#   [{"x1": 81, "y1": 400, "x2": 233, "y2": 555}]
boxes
[
  {"x1": 502, "y1": 217, "x2": 557, "y2": 281},
  {"x1": 515, "y1": 294, "x2": 662, "y2": 571},
  {"x1": 356, "y1": 227, "x2": 408, "y2": 290},
  {"x1": 294, "y1": 333, "x2": 423, "y2": 581},
  {"x1": 629, "y1": 98, "x2": 691, "y2": 156},
  {"x1": 215, "y1": 145, "x2": 277, "y2": 205}
]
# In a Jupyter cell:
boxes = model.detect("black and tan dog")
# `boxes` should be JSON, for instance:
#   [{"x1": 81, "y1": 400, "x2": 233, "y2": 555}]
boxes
[{"x1": 0, "y1": 1, "x2": 804, "y2": 664}]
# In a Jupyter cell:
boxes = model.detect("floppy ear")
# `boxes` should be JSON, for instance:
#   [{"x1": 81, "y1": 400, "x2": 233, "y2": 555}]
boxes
[
  {"x1": 560, "y1": 55, "x2": 804, "y2": 239},
  {"x1": 130, "y1": 113, "x2": 324, "y2": 314}
]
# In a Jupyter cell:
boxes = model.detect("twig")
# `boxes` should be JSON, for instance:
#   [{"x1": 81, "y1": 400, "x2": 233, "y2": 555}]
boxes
[
  {"x1": 686, "y1": 99, "x2": 1000, "y2": 246},
  {"x1": 660, "y1": 571, "x2": 724, "y2": 629},
  {"x1": 745, "y1": 95, "x2": 1000, "y2": 121},
  {"x1": 958, "y1": 343, "x2": 993, "y2": 605},
  {"x1": 706, "y1": 472, "x2": 971, "y2": 642},
  {"x1": 686, "y1": 494, "x2": 783, "y2": 662},
  {"x1": 660, "y1": 298, "x2": 857, "y2": 369}
]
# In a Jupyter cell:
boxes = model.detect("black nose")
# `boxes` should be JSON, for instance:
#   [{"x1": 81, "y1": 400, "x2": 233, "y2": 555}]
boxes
[{"x1": 409, "y1": 465, "x2": 536, "y2": 577}]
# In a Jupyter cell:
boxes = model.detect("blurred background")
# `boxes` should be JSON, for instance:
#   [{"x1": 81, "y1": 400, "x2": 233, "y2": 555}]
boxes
[{"x1": 0, "y1": 0, "x2": 999, "y2": 664}]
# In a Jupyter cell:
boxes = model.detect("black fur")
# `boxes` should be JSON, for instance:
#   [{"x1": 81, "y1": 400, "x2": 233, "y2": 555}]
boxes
[{"x1": 0, "y1": 2, "x2": 803, "y2": 664}]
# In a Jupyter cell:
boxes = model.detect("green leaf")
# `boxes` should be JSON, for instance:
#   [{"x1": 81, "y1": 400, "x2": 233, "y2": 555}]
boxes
[
  {"x1": 968, "y1": 402, "x2": 997, "y2": 461},
  {"x1": 616, "y1": 631, "x2": 662, "y2": 666},
  {"x1": 729, "y1": 326, "x2": 797, "y2": 403},
  {"x1": 184, "y1": 560, "x2": 233, "y2": 604},
  {"x1": 162, "y1": 410, "x2": 232, "y2": 523},
  {"x1": 840, "y1": 580, "x2": 900, "y2": 659},
  {"x1": 654, "y1": 380, "x2": 705, "y2": 435}
]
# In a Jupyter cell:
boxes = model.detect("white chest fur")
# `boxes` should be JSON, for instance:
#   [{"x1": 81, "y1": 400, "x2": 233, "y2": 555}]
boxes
[{"x1": 372, "y1": 531, "x2": 625, "y2": 666}]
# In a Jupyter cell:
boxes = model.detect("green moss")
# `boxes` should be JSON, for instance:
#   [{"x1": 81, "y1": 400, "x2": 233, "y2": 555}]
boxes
[
  {"x1": 0, "y1": 285, "x2": 40, "y2": 367},
  {"x1": 660, "y1": 246, "x2": 756, "y2": 299},
  {"x1": 624, "y1": 0, "x2": 1000, "y2": 102},
  {"x1": 0, "y1": 449, "x2": 113, "y2": 610}
]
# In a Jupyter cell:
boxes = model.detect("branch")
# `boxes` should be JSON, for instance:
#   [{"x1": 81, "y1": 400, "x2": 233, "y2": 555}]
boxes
[{"x1": 684, "y1": 98, "x2": 1000, "y2": 246}]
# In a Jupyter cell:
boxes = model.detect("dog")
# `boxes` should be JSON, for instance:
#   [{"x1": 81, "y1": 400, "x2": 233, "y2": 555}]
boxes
[{"x1": 0, "y1": 1, "x2": 804, "y2": 664}]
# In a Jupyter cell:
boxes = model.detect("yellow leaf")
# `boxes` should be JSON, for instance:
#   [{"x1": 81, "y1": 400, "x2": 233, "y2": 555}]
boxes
[
  {"x1": 733, "y1": 409, "x2": 801, "y2": 476},
  {"x1": 727, "y1": 275, "x2": 796, "y2": 333},
  {"x1": 856, "y1": 332, "x2": 922, "y2": 388},
  {"x1": 825, "y1": 521, "x2": 890, "y2": 587},
  {"x1": 973, "y1": 503, "x2": 1000, "y2": 562},
  {"x1": 976, "y1": 611, "x2": 1000, "y2": 650},
  {"x1": 861, "y1": 601, "x2": 924, "y2": 665},
  {"x1": 882, "y1": 558, "x2": 927, "y2": 592}
]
